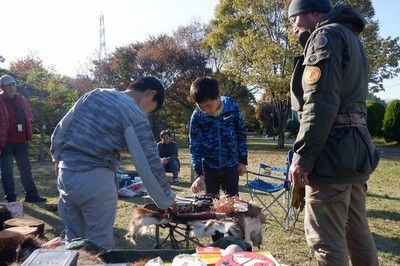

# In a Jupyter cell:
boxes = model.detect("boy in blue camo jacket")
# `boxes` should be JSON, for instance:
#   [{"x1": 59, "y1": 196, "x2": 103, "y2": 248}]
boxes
[{"x1": 189, "y1": 77, "x2": 248, "y2": 198}]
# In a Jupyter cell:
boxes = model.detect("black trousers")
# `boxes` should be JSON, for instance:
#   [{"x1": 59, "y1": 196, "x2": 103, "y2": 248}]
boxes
[{"x1": 203, "y1": 164, "x2": 239, "y2": 197}]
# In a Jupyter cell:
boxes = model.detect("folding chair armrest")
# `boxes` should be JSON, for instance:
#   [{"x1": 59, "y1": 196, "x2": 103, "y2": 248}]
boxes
[
  {"x1": 247, "y1": 170, "x2": 286, "y2": 183},
  {"x1": 259, "y1": 163, "x2": 286, "y2": 174},
  {"x1": 270, "y1": 166, "x2": 286, "y2": 173}
]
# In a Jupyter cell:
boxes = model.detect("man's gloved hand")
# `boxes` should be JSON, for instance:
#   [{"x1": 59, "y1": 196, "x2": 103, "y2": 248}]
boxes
[
  {"x1": 291, "y1": 185, "x2": 305, "y2": 212},
  {"x1": 288, "y1": 162, "x2": 308, "y2": 213}
]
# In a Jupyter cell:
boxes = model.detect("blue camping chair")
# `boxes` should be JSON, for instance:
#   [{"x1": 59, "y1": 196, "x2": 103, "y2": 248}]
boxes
[{"x1": 245, "y1": 150, "x2": 296, "y2": 230}]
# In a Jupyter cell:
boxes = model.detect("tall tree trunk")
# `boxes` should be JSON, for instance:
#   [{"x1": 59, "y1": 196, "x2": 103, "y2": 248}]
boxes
[
  {"x1": 275, "y1": 102, "x2": 290, "y2": 149},
  {"x1": 38, "y1": 103, "x2": 45, "y2": 161}
]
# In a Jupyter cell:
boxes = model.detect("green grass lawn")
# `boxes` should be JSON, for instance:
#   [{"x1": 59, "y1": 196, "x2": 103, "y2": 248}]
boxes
[{"x1": 1, "y1": 136, "x2": 399, "y2": 265}]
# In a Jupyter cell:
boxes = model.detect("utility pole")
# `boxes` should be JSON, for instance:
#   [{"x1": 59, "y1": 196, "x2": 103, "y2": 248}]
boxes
[{"x1": 99, "y1": 13, "x2": 107, "y2": 62}]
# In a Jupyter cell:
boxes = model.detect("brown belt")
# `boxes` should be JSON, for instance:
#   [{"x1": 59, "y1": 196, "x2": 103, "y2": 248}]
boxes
[{"x1": 332, "y1": 113, "x2": 366, "y2": 128}]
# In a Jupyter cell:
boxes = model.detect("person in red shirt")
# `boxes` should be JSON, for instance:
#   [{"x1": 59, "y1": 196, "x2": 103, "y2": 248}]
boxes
[{"x1": 0, "y1": 74, "x2": 46, "y2": 203}]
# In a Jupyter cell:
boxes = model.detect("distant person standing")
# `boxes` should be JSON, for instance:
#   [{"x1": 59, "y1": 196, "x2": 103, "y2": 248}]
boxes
[
  {"x1": 158, "y1": 129, "x2": 180, "y2": 184},
  {"x1": 0, "y1": 74, "x2": 47, "y2": 203}
]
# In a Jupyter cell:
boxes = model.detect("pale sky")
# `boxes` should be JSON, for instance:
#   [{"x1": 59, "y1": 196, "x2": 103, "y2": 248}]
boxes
[
  {"x1": 0, "y1": 0, "x2": 219, "y2": 75},
  {"x1": 370, "y1": 0, "x2": 400, "y2": 101},
  {"x1": 0, "y1": 0, "x2": 399, "y2": 101}
]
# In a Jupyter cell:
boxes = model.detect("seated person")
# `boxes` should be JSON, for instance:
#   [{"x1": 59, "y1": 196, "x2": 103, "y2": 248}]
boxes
[{"x1": 157, "y1": 129, "x2": 180, "y2": 183}]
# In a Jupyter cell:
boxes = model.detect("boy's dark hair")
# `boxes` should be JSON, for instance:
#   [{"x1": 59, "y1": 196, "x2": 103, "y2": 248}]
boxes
[
  {"x1": 160, "y1": 129, "x2": 172, "y2": 137},
  {"x1": 190, "y1": 77, "x2": 219, "y2": 104},
  {"x1": 130, "y1": 76, "x2": 165, "y2": 111}
]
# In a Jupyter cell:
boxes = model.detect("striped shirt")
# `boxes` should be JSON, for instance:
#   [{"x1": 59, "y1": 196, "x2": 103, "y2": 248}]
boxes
[{"x1": 51, "y1": 88, "x2": 175, "y2": 208}]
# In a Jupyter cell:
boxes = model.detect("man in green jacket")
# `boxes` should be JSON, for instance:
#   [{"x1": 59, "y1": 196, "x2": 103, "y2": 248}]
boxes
[{"x1": 287, "y1": 0, "x2": 379, "y2": 265}]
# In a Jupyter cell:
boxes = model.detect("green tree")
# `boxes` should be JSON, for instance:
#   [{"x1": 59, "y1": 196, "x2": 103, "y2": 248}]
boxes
[
  {"x1": 204, "y1": 0, "x2": 300, "y2": 148},
  {"x1": 340, "y1": 0, "x2": 400, "y2": 92},
  {"x1": 204, "y1": 0, "x2": 400, "y2": 148},
  {"x1": 92, "y1": 43, "x2": 143, "y2": 89},
  {"x1": 71, "y1": 74, "x2": 95, "y2": 96},
  {"x1": 383, "y1": 99, "x2": 400, "y2": 144},
  {"x1": 366, "y1": 101, "x2": 385, "y2": 137},
  {"x1": 92, "y1": 22, "x2": 211, "y2": 136},
  {"x1": 10, "y1": 56, "x2": 78, "y2": 129},
  {"x1": 367, "y1": 93, "x2": 385, "y2": 105},
  {"x1": 213, "y1": 72, "x2": 258, "y2": 132},
  {"x1": 9, "y1": 54, "x2": 51, "y2": 88},
  {"x1": 8, "y1": 55, "x2": 79, "y2": 159}
]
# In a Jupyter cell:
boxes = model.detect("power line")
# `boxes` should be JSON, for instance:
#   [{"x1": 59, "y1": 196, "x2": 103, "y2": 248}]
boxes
[
  {"x1": 384, "y1": 82, "x2": 400, "y2": 88},
  {"x1": 99, "y1": 13, "x2": 107, "y2": 62}
]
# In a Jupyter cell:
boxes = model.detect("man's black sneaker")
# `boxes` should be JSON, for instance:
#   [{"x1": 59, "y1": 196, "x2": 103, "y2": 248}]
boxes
[{"x1": 25, "y1": 195, "x2": 47, "y2": 203}]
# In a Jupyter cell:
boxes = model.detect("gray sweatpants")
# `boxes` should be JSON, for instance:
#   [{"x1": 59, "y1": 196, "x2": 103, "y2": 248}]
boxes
[{"x1": 57, "y1": 167, "x2": 118, "y2": 250}]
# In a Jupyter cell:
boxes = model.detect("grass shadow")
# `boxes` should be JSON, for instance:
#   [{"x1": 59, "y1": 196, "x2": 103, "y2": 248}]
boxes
[
  {"x1": 22, "y1": 203, "x2": 65, "y2": 239},
  {"x1": 373, "y1": 233, "x2": 400, "y2": 256},
  {"x1": 367, "y1": 209, "x2": 400, "y2": 222},
  {"x1": 368, "y1": 192, "x2": 400, "y2": 201}
]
